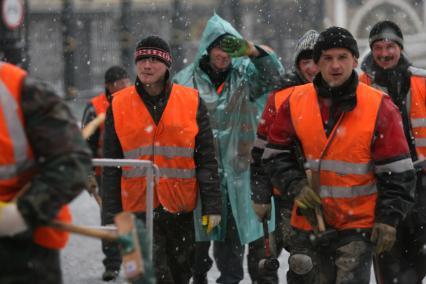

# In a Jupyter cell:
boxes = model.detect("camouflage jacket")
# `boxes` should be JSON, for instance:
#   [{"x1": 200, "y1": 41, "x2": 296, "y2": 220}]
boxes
[{"x1": 16, "y1": 77, "x2": 92, "y2": 229}]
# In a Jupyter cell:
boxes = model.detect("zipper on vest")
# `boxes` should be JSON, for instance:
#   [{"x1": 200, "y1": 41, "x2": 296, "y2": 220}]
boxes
[
  {"x1": 153, "y1": 104, "x2": 159, "y2": 124},
  {"x1": 152, "y1": 111, "x2": 158, "y2": 164},
  {"x1": 318, "y1": 112, "x2": 346, "y2": 172}
]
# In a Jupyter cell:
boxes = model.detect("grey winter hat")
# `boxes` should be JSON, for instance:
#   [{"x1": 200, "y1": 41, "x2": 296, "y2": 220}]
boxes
[
  {"x1": 293, "y1": 30, "x2": 319, "y2": 66},
  {"x1": 369, "y1": 20, "x2": 404, "y2": 49}
]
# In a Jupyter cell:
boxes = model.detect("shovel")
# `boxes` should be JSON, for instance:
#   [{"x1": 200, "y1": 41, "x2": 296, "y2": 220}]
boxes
[{"x1": 52, "y1": 212, "x2": 154, "y2": 284}]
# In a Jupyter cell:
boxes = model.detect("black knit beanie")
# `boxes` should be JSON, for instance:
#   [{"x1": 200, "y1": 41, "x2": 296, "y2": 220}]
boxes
[
  {"x1": 104, "y1": 66, "x2": 129, "y2": 84},
  {"x1": 369, "y1": 20, "x2": 404, "y2": 49},
  {"x1": 313, "y1": 27, "x2": 359, "y2": 63},
  {"x1": 134, "y1": 35, "x2": 172, "y2": 67}
]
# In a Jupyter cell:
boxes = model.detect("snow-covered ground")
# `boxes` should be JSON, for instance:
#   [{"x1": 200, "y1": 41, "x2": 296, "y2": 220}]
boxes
[{"x1": 62, "y1": 192, "x2": 383, "y2": 284}]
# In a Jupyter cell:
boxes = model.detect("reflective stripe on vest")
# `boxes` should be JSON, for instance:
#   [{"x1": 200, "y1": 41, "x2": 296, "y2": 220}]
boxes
[
  {"x1": 0, "y1": 62, "x2": 70, "y2": 249},
  {"x1": 305, "y1": 159, "x2": 373, "y2": 175},
  {"x1": 124, "y1": 145, "x2": 194, "y2": 159},
  {"x1": 0, "y1": 76, "x2": 35, "y2": 181},
  {"x1": 320, "y1": 183, "x2": 377, "y2": 198},
  {"x1": 123, "y1": 167, "x2": 195, "y2": 179},
  {"x1": 289, "y1": 82, "x2": 383, "y2": 231},
  {"x1": 411, "y1": 118, "x2": 426, "y2": 128},
  {"x1": 113, "y1": 83, "x2": 199, "y2": 213},
  {"x1": 0, "y1": 62, "x2": 34, "y2": 196}
]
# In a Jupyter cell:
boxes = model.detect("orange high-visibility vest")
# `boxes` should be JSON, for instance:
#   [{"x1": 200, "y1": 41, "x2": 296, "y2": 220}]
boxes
[
  {"x1": 288, "y1": 82, "x2": 383, "y2": 231},
  {"x1": 90, "y1": 93, "x2": 109, "y2": 175},
  {"x1": 274, "y1": 86, "x2": 297, "y2": 111},
  {"x1": 112, "y1": 83, "x2": 199, "y2": 213},
  {"x1": 0, "y1": 62, "x2": 71, "y2": 249},
  {"x1": 360, "y1": 73, "x2": 426, "y2": 160},
  {"x1": 91, "y1": 92, "x2": 109, "y2": 136}
]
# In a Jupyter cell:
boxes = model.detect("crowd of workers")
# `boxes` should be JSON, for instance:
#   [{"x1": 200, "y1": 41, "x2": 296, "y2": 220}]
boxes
[{"x1": 1, "y1": 11, "x2": 426, "y2": 284}]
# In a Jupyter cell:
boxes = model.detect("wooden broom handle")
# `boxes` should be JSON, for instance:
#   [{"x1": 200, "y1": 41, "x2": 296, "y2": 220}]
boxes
[
  {"x1": 314, "y1": 206, "x2": 326, "y2": 232},
  {"x1": 51, "y1": 221, "x2": 118, "y2": 242}
]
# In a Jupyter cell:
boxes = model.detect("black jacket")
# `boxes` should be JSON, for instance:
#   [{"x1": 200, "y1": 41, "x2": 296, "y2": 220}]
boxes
[
  {"x1": 251, "y1": 70, "x2": 307, "y2": 206},
  {"x1": 102, "y1": 78, "x2": 221, "y2": 224}
]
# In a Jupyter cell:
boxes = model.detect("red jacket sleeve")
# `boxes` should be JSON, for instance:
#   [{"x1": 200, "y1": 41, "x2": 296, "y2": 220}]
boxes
[
  {"x1": 372, "y1": 95, "x2": 411, "y2": 160},
  {"x1": 257, "y1": 92, "x2": 277, "y2": 139},
  {"x1": 267, "y1": 98, "x2": 296, "y2": 147}
]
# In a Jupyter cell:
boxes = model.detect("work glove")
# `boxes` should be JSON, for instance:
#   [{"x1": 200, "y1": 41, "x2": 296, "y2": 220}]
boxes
[
  {"x1": 371, "y1": 222, "x2": 396, "y2": 254},
  {"x1": 202, "y1": 215, "x2": 221, "y2": 233},
  {"x1": 220, "y1": 35, "x2": 253, "y2": 57},
  {"x1": 294, "y1": 185, "x2": 321, "y2": 210},
  {"x1": 252, "y1": 202, "x2": 272, "y2": 221},
  {"x1": 0, "y1": 201, "x2": 28, "y2": 236}
]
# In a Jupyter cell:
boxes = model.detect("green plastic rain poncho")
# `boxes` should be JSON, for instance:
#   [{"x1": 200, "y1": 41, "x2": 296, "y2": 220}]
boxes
[{"x1": 173, "y1": 14, "x2": 284, "y2": 244}]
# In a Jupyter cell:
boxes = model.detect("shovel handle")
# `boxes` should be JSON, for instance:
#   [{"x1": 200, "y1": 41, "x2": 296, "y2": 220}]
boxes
[
  {"x1": 51, "y1": 220, "x2": 118, "y2": 242},
  {"x1": 82, "y1": 113, "x2": 105, "y2": 139},
  {"x1": 310, "y1": 170, "x2": 326, "y2": 232},
  {"x1": 262, "y1": 219, "x2": 271, "y2": 257},
  {"x1": 373, "y1": 253, "x2": 385, "y2": 284},
  {"x1": 92, "y1": 191, "x2": 103, "y2": 207},
  {"x1": 315, "y1": 206, "x2": 326, "y2": 232}
]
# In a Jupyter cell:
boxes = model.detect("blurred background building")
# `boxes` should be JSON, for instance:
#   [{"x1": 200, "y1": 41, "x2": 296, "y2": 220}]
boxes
[{"x1": 1, "y1": 0, "x2": 425, "y2": 101}]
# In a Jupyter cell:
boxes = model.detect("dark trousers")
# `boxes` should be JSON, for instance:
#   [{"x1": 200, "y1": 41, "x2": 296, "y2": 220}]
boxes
[
  {"x1": 287, "y1": 230, "x2": 373, "y2": 284},
  {"x1": 319, "y1": 240, "x2": 373, "y2": 284},
  {"x1": 99, "y1": 175, "x2": 122, "y2": 271},
  {"x1": 193, "y1": 209, "x2": 244, "y2": 284},
  {"x1": 153, "y1": 208, "x2": 195, "y2": 284},
  {"x1": 101, "y1": 239, "x2": 122, "y2": 271},
  {"x1": 376, "y1": 173, "x2": 426, "y2": 284},
  {"x1": 0, "y1": 233, "x2": 62, "y2": 284},
  {"x1": 247, "y1": 235, "x2": 279, "y2": 284},
  {"x1": 376, "y1": 214, "x2": 426, "y2": 284}
]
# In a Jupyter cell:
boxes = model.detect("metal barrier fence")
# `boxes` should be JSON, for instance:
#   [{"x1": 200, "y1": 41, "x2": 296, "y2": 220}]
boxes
[{"x1": 92, "y1": 158, "x2": 159, "y2": 261}]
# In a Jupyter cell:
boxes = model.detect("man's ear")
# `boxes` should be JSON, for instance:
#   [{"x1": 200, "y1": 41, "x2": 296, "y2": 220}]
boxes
[
  {"x1": 105, "y1": 83, "x2": 112, "y2": 93},
  {"x1": 353, "y1": 57, "x2": 359, "y2": 68}
]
